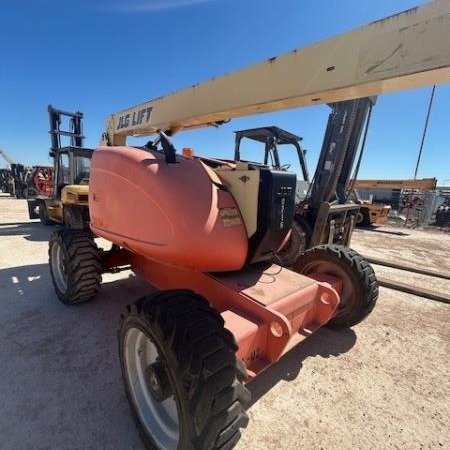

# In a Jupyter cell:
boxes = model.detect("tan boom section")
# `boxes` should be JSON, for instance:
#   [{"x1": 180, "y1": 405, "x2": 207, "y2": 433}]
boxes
[
  {"x1": 104, "y1": 0, "x2": 450, "y2": 145},
  {"x1": 352, "y1": 178, "x2": 438, "y2": 191}
]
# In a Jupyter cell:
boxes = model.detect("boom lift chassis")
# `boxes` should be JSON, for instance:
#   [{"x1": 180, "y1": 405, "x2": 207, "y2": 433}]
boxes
[{"x1": 102, "y1": 247, "x2": 343, "y2": 377}]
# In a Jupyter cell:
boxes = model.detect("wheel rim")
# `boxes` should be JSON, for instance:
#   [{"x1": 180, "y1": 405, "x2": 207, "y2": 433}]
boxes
[
  {"x1": 278, "y1": 233, "x2": 293, "y2": 256},
  {"x1": 51, "y1": 242, "x2": 68, "y2": 293},
  {"x1": 300, "y1": 260, "x2": 357, "y2": 318},
  {"x1": 277, "y1": 223, "x2": 306, "y2": 262},
  {"x1": 124, "y1": 327, "x2": 179, "y2": 450},
  {"x1": 356, "y1": 212, "x2": 363, "y2": 224}
]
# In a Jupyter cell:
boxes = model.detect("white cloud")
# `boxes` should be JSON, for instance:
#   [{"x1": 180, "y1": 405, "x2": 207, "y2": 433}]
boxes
[{"x1": 106, "y1": 0, "x2": 223, "y2": 12}]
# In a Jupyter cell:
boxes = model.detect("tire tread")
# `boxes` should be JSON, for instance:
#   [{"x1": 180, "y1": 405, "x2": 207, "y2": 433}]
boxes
[
  {"x1": 295, "y1": 244, "x2": 378, "y2": 328},
  {"x1": 49, "y1": 229, "x2": 102, "y2": 305},
  {"x1": 121, "y1": 290, "x2": 250, "y2": 450}
]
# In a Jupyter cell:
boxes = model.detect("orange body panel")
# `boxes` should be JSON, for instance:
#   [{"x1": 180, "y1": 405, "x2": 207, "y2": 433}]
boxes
[
  {"x1": 90, "y1": 146, "x2": 341, "y2": 378},
  {"x1": 89, "y1": 146, "x2": 248, "y2": 271},
  {"x1": 131, "y1": 252, "x2": 340, "y2": 378}
]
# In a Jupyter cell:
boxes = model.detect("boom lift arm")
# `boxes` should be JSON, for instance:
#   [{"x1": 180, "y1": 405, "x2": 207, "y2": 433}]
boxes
[{"x1": 102, "y1": 0, "x2": 450, "y2": 145}]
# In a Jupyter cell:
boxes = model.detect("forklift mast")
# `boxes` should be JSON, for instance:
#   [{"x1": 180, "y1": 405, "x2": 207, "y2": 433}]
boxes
[
  {"x1": 48, "y1": 105, "x2": 85, "y2": 156},
  {"x1": 309, "y1": 98, "x2": 375, "y2": 208},
  {"x1": 28, "y1": 106, "x2": 93, "y2": 224},
  {"x1": 48, "y1": 105, "x2": 86, "y2": 198},
  {"x1": 300, "y1": 98, "x2": 375, "y2": 247}
]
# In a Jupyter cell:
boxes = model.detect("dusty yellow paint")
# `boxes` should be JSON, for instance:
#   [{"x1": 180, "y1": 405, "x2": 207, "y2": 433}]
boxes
[
  {"x1": 216, "y1": 168, "x2": 260, "y2": 237},
  {"x1": 61, "y1": 185, "x2": 89, "y2": 205}
]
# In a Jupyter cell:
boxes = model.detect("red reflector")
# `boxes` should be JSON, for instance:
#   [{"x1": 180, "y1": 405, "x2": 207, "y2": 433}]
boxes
[{"x1": 182, "y1": 147, "x2": 194, "y2": 157}]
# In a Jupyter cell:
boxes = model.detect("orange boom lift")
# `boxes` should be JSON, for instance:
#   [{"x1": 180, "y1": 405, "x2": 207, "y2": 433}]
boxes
[{"x1": 47, "y1": 2, "x2": 450, "y2": 449}]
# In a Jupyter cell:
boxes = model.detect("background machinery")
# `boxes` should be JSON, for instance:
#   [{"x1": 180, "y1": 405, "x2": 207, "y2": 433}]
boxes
[
  {"x1": 10, "y1": 163, "x2": 32, "y2": 199},
  {"x1": 0, "y1": 148, "x2": 15, "y2": 167},
  {"x1": 350, "y1": 191, "x2": 391, "y2": 227},
  {"x1": 0, "y1": 167, "x2": 13, "y2": 195},
  {"x1": 351, "y1": 178, "x2": 439, "y2": 226},
  {"x1": 231, "y1": 96, "x2": 378, "y2": 264},
  {"x1": 351, "y1": 178, "x2": 437, "y2": 191},
  {"x1": 28, "y1": 106, "x2": 93, "y2": 227},
  {"x1": 0, "y1": 148, "x2": 32, "y2": 198},
  {"x1": 0, "y1": 148, "x2": 15, "y2": 195},
  {"x1": 26, "y1": 165, "x2": 54, "y2": 199},
  {"x1": 232, "y1": 126, "x2": 311, "y2": 265},
  {"x1": 231, "y1": 120, "x2": 391, "y2": 264},
  {"x1": 47, "y1": 2, "x2": 450, "y2": 450},
  {"x1": 233, "y1": 126, "x2": 310, "y2": 202},
  {"x1": 1, "y1": 148, "x2": 54, "y2": 200}
]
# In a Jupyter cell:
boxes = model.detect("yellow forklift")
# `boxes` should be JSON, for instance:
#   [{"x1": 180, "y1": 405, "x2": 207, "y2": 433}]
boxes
[{"x1": 28, "y1": 106, "x2": 93, "y2": 228}]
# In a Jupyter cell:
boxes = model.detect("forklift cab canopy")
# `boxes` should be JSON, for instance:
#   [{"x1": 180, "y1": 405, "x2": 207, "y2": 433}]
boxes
[{"x1": 234, "y1": 126, "x2": 309, "y2": 182}]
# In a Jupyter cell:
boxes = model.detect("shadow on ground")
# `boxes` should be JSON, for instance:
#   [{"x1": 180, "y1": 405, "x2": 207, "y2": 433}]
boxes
[
  {"x1": 0, "y1": 221, "x2": 54, "y2": 242},
  {"x1": 0, "y1": 261, "x2": 356, "y2": 450},
  {"x1": 0, "y1": 262, "x2": 152, "y2": 450},
  {"x1": 247, "y1": 327, "x2": 356, "y2": 406},
  {"x1": 354, "y1": 226, "x2": 409, "y2": 236}
]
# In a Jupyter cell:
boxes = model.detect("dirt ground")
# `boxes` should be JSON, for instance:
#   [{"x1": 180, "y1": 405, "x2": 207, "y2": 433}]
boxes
[{"x1": 0, "y1": 195, "x2": 449, "y2": 450}]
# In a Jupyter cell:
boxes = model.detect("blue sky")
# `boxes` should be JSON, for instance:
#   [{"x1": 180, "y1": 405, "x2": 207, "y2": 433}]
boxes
[{"x1": 1, "y1": 0, "x2": 449, "y2": 183}]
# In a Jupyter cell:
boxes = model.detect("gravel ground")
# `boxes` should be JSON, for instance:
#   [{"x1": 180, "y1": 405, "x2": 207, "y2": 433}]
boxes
[{"x1": 0, "y1": 195, "x2": 449, "y2": 450}]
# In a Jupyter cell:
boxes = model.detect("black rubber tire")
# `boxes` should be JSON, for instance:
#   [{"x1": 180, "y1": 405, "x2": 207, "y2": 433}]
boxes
[
  {"x1": 355, "y1": 208, "x2": 371, "y2": 227},
  {"x1": 275, "y1": 216, "x2": 311, "y2": 267},
  {"x1": 49, "y1": 229, "x2": 102, "y2": 305},
  {"x1": 27, "y1": 187, "x2": 38, "y2": 198},
  {"x1": 39, "y1": 202, "x2": 54, "y2": 225},
  {"x1": 294, "y1": 244, "x2": 378, "y2": 329},
  {"x1": 63, "y1": 205, "x2": 85, "y2": 229},
  {"x1": 435, "y1": 207, "x2": 450, "y2": 227},
  {"x1": 275, "y1": 221, "x2": 306, "y2": 267},
  {"x1": 119, "y1": 290, "x2": 250, "y2": 450}
]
